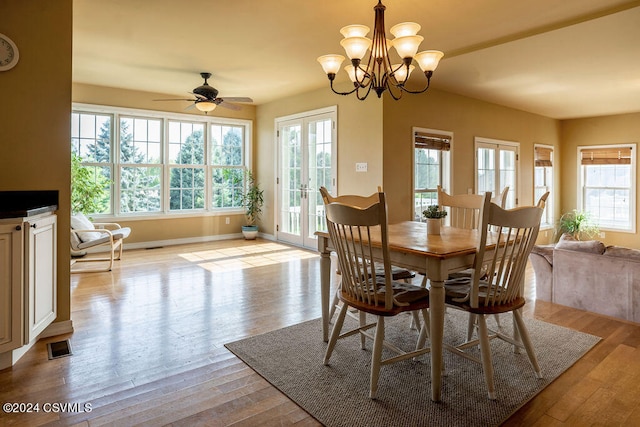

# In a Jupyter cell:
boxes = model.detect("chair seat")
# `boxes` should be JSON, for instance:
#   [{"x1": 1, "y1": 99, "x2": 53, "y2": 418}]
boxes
[
  {"x1": 375, "y1": 265, "x2": 416, "y2": 281},
  {"x1": 444, "y1": 278, "x2": 525, "y2": 313},
  {"x1": 340, "y1": 281, "x2": 429, "y2": 316},
  {"x1": 73, "y1": 227, "x2": 131, "y2": 250}
]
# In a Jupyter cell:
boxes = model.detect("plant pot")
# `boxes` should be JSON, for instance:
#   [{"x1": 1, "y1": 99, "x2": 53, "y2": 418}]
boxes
[
  {"x1": 242, "y1": 225, "x2": 259, "y2": 240},
  {"x1": 426, "y1": 218, "x2": 441, "y2": 235}
]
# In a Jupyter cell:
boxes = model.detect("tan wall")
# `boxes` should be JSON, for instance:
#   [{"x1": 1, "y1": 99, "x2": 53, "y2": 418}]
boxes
[
  {"x1": 560, "y1": 112, "x2": 640, "y2": 249},
  {"x1": 72, "y1": 83, "x2": 257, "y2": 244},
  {"x1": 0, "y1": 0, "x2": 72, "y2": 322},
  {"x1": 256, "y1": 85, "x2": 383, "y2": 236},
  {"x1": 382, "y1": 88, "x2": 561, "y2": 232}
]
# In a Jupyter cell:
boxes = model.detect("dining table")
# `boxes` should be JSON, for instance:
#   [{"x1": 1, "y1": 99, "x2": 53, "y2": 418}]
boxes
[{"x1": 316, "y1": 221, "x2": 500, "y2": 402}]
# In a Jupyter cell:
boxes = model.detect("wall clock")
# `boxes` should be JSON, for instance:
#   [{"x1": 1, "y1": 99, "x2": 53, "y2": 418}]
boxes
[{"x1": 0, "y1": 33, "x2": 19, "y2": 71}]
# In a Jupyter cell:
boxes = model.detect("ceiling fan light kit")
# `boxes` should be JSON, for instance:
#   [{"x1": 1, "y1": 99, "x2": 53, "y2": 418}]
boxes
[
  {"x1": 154, "y1": 72, "x2": 252, "y2": 114},
  {"x1": 318, "y1": 0, "x2": 444, "y2": 101}
]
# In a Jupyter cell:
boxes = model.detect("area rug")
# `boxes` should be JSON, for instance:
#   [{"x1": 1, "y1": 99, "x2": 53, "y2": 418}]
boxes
[{"x1": 225, "y1": 310, "x2": 600, "y2": 427}]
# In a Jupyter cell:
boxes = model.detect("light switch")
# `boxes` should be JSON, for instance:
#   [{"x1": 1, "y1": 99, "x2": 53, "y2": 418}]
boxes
[{"x1": 356, "y1": 162, "x2": 368, "y2": 172}]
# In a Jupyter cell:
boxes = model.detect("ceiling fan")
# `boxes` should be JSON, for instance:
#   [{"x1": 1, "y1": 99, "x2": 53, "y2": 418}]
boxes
[{"x1": 154, "y1": 72, "x2": 253, "y2": 113}]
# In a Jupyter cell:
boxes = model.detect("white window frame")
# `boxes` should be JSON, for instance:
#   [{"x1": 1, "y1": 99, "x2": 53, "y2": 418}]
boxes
[
  {"x1": 412, "y1": 127, "x2": 452, "y2": 222},
  {"x1": 577, "y1": 143, "x2": 636, "y2": 233},
  {"x1": 72, "y1": 103, "x2": 252, "y2": 221},
  {"x1": 474, "y1": 137, "x2": 520, "y2": 208},
  {"x1": 534, "y1": 144, "x2": 554, "y2": 229}
]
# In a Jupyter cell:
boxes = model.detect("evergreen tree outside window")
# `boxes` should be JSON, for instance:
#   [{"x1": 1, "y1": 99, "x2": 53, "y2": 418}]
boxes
[
  {"x1": 71, "y1": 105, "x2": 251, "y2": 217},
  {"x1": 71, "y1": 112, "x2": 112, "y2": 214}
]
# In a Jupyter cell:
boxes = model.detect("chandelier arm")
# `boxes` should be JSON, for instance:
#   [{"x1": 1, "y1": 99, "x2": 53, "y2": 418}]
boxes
[
  {"x1": 397, "y1": 71, "x2": 433, "y2": 94},
  {"x1": 329, "y1": 78, "x2": 359, "y2": 96},
  {"x1": 355, "y1": 80, "x2": 375, "y2": 100}
]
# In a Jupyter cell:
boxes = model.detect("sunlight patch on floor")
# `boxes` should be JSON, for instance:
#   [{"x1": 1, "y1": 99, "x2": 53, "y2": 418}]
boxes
[{"x1": 178, "y1": 242, "x2": 317, "y2": 272}]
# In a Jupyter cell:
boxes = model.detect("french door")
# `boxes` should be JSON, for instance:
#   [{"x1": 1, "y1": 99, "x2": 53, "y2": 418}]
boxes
[
  {"x1": 475, "y1": 137, "x2": 519, "y2": 208},
  {"x1": 276, "y1": 107, "x2": 337, "y2": 250}
]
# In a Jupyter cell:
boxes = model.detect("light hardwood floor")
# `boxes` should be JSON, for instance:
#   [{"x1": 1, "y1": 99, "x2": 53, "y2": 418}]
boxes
[{"x1": 1, "y1": 238, "x2": 640, "y2": 426}]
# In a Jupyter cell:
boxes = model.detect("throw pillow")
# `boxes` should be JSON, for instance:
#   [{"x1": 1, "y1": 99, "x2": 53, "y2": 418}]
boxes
[
  {"x1": 70, "y1": 213, "x2": 102, "y2": 242},
  {"x1": 555, "y1": 238, "x2": 605, "y2": 255}
]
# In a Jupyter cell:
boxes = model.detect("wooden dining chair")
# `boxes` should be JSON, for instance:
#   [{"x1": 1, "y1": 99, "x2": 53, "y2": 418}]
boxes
[
  {"x1": 319, "y1": 187, "x2": 415, "y2": 322},
  {"x1": 322, "y1": 190, "x2": 431, "y2": 399},
  {"x1": 441, "y1": 192, "x2": 545, "y2": 400}
]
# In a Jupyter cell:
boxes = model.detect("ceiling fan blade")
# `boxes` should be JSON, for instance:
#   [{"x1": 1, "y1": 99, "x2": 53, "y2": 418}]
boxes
[
  {"x1": 220, "y1": 97, "x2": 253, "y2": 103},
  {"x1": 184, "y1": 103, "x2": 197, "y2": 110},
  {"x1": 217, "y1": 101, "x2": 242, "y2": 111},
  {"x1": 153, "y1": 98, "x2": 198, "y2": 102}
]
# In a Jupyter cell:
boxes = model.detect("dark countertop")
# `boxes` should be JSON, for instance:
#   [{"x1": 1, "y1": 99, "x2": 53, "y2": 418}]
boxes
[{"x1": 0, "y1": 191, "x2": 59, "y2": 219}]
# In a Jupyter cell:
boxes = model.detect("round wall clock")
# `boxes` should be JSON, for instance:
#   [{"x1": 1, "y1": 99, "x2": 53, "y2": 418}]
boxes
[{"x1": 0, "y1": 33, "x2": 19, "y2": 71}]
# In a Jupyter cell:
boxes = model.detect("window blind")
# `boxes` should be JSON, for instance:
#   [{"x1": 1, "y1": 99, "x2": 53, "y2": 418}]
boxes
[
  {"x1": 580, "y1": 146, "x2": 632, "y2": 165},
  {"x1": 534, "y1": 146, "x2": 553, "y2": 167},
  {"x1": 414, "y1": 131, "x2": 451, "y2": 151}
]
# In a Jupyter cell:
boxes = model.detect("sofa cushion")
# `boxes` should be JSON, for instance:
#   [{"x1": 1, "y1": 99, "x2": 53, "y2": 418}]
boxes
[
  {"x1": 531, "y1": 244, "x2": 554, "y2": 265},
  {"x1": 555, "y1": 238, "x2": 605, "y2": 255},
  {"x1": 70, "y1": 213, "x2": 102, "y2": 242},
  {"x1": 604, "y1": 246, "x2": 640, "y2": 262}
]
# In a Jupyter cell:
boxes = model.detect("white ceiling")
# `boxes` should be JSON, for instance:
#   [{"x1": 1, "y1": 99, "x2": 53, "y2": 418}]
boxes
[{"x1": 73, "y1": 0, "x2": 640, "y2": 120}]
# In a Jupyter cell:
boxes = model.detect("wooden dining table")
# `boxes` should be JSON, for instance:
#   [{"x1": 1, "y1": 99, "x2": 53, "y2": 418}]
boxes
[{"x1": 316, "y1": 221, "x2": 498, "y2": 402}]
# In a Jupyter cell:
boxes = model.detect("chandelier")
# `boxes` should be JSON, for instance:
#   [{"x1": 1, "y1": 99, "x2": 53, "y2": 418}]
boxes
[{"x1": 317, "y1": 0, "x2": 444, "y2": 100}]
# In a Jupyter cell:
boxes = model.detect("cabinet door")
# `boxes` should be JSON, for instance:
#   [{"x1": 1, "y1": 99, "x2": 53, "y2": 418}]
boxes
[
  {"x1": 24, "y1": 214, "x2": 57, "y2": 343},
  {"x1": 0, "y1": 223, "x2": 23, "y2": 353}
]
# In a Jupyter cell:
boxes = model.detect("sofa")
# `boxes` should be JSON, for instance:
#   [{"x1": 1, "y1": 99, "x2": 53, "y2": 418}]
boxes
[{"x1": 530, "y1": 234, "x2": 640, "y2": 323}]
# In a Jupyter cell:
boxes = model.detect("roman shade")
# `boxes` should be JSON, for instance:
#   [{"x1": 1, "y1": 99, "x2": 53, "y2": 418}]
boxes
[
  {"x1": 534, "y1": 146, "x2": 553, "y2": 167},
  {"x1": 414, "y1": 131, "x2": 451, "y2": 151},
  {"x1": 580, "y1": 146, "x2": 632, "y2": 165}
]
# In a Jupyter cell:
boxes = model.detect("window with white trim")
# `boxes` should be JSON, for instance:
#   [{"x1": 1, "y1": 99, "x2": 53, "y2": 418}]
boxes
[
  {"x1": 579, "y1": 144, "x2": 636, "y2": 231},
  {"x1": 71, "y1": 105, "x2": 252, "y2": 217},
  {"x1": 534, "y1": 144, "x2": 553, "y2": 228},
  {"x1": 413, "y1": 128, "x2": 451, "y2": 222}
]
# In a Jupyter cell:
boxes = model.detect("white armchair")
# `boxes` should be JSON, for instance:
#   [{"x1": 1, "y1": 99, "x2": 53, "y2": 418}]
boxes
[{"x1": 70, "y1": 213, "x2": 131, "y2": 273}]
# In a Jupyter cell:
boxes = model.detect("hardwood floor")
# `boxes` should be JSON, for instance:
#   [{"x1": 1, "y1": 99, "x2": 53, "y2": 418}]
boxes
[{"x1": 1, "y1": 238, "x2": 639, "y2": 426}]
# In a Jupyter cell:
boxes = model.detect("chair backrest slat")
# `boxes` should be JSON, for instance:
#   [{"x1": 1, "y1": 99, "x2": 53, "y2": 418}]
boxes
[
  {"x1": 471, "y1": 193, "x2": 544, "y2": 308},
  {"x1": 437, "y1": 185, "x2": 484, "y2": 230},
  {"x1": 323, "y1": 189, "x2": 396, "y2": 311}
]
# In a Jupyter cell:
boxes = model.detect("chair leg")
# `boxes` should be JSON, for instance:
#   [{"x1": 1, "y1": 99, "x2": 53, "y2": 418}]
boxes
[
  {"x1": 369, "y1": 316, "x2": 385, "y2": 399},
  {"x1": 410, "y1": 311, "x2": 421, "y2": 330},
  {"x1": 415, "y1": 309, "x2": 430, "y2": 351},
  {"x1": 477, "y1": 315, "x2": 496, "y2": 400},
  {"x1": 359, "y1": 310, "x2": 367, "y2": 349},
  {"x1": 467, "y1": 313, "x2": 477, "y2": 341},
  {"x1": 513, "y1": 310, "x2": 543, "y2": 378},
  {"x1": 324, "y1": 303, "x2": 348, "y2": 365},
  {"x1": 328, "y1": 289, "x2": 340, "y2": 320}
]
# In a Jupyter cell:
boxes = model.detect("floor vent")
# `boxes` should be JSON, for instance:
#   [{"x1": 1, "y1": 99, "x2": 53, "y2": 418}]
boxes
[{"x1": 47, "y1": 340, "x2": 73, "y2": 360}]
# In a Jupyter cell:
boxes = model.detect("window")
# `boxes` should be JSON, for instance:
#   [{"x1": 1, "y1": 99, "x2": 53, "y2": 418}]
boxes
[
  {"x1": 475, "y1": 137, "x2": 518, "y2": 208},
  {"x1": 579, "y1": 144, "x2": 636, "y2": 231},
  {"x1": 534, "y1": 145, "x2": 553, "y2": 228},
  {"x1": 71, "y1": 104, "x2": 252, "y2": 217},
  {"x1": 413, "y1": 128, "x2": 451, "y2": 222}
]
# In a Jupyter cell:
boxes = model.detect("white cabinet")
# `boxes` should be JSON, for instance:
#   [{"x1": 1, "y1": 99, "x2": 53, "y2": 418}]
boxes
[
  {"x1": 25, "y1": 214, "x2": 57, "y2": 343},
  {"x1": 0, "y1": 223, "x2": 22, "y2": 353},
  {"x1": 0, "y1": 213, "x2": 57, "y2": 356}
]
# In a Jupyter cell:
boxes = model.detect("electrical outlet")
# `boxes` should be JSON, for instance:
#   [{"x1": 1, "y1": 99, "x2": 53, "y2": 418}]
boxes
[
  {"x1": 225, "y1": 217, "x2": 230, "y2": 225},
  {"x1": 356, "y1": 162, "x2": 368, "y2": 172}
]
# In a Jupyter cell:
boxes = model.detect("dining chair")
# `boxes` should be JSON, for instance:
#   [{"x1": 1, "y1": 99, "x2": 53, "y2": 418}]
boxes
[
  {"x1": 319, "y1": 187, "x2": 416, "y2": 322},
  {"x1": 439, "y1": 192, "x2": 545, "y2": 400},
  {"x1": 322, "y1": 190, "x2": 431, "y2": 399}
]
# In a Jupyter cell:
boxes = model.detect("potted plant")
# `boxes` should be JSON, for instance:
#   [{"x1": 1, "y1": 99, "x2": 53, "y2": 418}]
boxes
[
  {"x1": 241, "y1": 171, "x2": 264, "y2": 240},
  {"x1": 423, "y1": 205, "x2": 447, "y2": 235},
  {"x1": 556, "y1": 209, "x2": 599, "y2": 241}
]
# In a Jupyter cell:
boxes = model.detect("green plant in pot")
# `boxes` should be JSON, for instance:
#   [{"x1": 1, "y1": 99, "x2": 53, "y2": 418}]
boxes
[
  {"x1": 556, "y1": 209, "x2": 599, "y2": 241},
  {"x1": 423, "y1": 205, "x2": 447, "y2": 235},
  {"x1": 241, "y1": 171, "x2": 264, "y2": 240}
]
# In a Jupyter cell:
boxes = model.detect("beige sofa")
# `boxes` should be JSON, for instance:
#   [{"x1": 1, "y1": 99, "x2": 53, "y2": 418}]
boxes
[{"x1": 530, "y1": 235, "x2": 640, "y2": 323}]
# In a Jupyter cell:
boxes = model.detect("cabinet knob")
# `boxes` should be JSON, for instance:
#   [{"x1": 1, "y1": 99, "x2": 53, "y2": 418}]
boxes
[{"x1": 15, "y1": 225, "x2": 21, "y2": 231}]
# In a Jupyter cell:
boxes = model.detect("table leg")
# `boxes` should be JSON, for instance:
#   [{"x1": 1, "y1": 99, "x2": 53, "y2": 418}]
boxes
[
  {"x1": 318, "y1": 237, "x2": 331, "y2": 342},
  {"x1": 429, "y1": 277, "x2": 445, "y2": 402}
]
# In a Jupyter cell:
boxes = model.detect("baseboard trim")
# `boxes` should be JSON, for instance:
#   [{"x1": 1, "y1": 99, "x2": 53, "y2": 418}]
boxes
[{"x1": 40, "y1": 320, "x2": 74, "y2": 338}]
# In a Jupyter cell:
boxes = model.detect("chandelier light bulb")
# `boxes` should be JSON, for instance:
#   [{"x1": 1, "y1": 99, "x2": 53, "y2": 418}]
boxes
[
  {"x1": 415, "y1": 50, "x2": 445, "y2": 72},
  {"x1": 392, "y1": 35, "x2": 424, "y2": 59},
  {"x1": 340, "y1": 24, "x2": 370, "y2": 38},
  {"x1": 390, "y1": 22, "x2": 421, "y2": 38},
  {"x1": 340, "y1": 36, "x2": 372, "y2": 60},
  {"x1": 391, "y1": 64, "x2": 415, "y2": 83},
  {"x1": 317, "y1": 54, "x2": 346, "y2": 75}
]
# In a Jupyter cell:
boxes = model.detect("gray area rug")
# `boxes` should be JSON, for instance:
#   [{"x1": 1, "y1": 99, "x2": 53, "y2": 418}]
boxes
[{"x1": 225, "y1": 310, "x2": 600, "y2": 426}]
